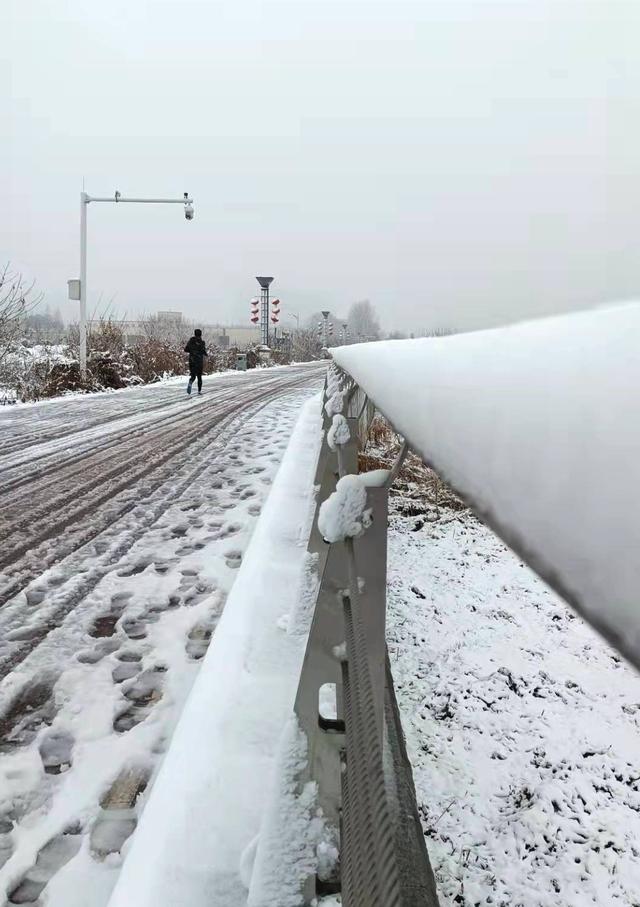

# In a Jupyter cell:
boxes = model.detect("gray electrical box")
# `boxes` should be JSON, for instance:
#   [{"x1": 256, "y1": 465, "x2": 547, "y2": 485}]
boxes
[
  {"x1": 68, "y1": 279, "x2": 81, "y2": 300},
  {"x1": 236, "y1": 353, "x2": 247, "y2": 371}
]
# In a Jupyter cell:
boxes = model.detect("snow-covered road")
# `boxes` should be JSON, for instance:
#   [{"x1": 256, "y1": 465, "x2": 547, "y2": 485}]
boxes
[{"x1": 0, "y1": 364, "x2": 324, "y2": 905}]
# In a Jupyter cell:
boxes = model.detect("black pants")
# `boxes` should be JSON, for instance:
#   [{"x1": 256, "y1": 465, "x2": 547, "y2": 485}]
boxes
[{"x1": 189, "y1": 362, "x2": 203, "y2": 391}]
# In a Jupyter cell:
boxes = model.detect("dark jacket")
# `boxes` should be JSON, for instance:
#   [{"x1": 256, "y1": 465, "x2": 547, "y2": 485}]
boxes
[{"x1": 185, "y1": 336, "x2": 207, "y2": 366}]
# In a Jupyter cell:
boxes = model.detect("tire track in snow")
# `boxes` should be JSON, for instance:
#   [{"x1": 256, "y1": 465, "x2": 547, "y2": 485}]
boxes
[
  {"x1": 0, "y1": 373, "x2": 320, "y2": 677},
  {"x1": 0, "y1": 370, "x2": 317, "y2": 609}
]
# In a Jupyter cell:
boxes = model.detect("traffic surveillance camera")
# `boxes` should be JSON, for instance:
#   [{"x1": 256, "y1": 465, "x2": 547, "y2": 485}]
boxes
[{"x1": 184, "y1": 202, "x2": 194, "y2": 220}]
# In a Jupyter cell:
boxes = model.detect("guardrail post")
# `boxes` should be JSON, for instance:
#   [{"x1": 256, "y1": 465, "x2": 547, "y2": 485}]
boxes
[
  {"x1": 339, "y1": 477, "x2": 405, "y2": 907},
  {"x1": 345, "y1": 484, "x2": 388, "y2": 739}
]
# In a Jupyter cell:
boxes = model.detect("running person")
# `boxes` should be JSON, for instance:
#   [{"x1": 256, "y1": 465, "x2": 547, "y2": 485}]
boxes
[{"x1": 184, "y1": 329, "x2": 207, "y2": 395}]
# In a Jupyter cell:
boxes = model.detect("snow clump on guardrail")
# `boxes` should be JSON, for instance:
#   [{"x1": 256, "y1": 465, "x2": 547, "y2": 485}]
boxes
[
  {"x1": 327, "y1": 413, "x2": 351, "y2": 450},
  {"x1": 324, "y1": 389, "x2": 344, "y2": 418},
  {"x1": 318, "y1": 474, "x2": 372, "y2": 542}
]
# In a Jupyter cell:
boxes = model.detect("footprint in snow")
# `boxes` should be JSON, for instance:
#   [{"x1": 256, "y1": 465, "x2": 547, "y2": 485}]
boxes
[
  {"x1": 38, "y1": 728, "x2": 74, "y2": 775},
  {"x1": 113, "y1": 670, "x2": 163, "y2": 733},
  {"x1": 154, "y1": 558, "x2": 177, "y2": 574},
  {"x1": 183, "y1": 581, "x2": 215, "y2": 607},
  {"x1": 185, "y1": 621, "x2": 216, "y2": 660},
  {"x1": 117, "y1": 559, "x2": 152, "y2": 577},
  {"x1": 179, "y1": 570, "x2": 200, "y2": 592},
  {"x1": 121, "y1": 618, "x2": 147, "y2": 640},
  {"x1": 219, "y1": 522, "x2": 242, "y2": 539},
  {"x1": 144, "y1": 597, "x2": 177, "y2": 621},
  {"x1": 90, "y1": 767, "x2": 150, "y2": 859},
  {"x1": 7, "y1": 823, "x2": 83, "y2": 905},
  {"x1": 76, "y1": 637, "x2": 120, "y2": 664},
  {"x1": 114, "y1": 649, "x2": 143, "y2": 663},
  {"x1": 0, "y1": 678, "x2": 58, "y2": 755},
  {"x1": 89, "y1": 610, "x2": 121, "y2": 638},
  {"x1": 112, "y1": 661, "x2": 139, "y2": 683}
]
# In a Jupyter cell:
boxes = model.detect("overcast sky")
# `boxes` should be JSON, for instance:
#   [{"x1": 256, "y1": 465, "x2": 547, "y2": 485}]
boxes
[{"x1": 3, "y1": 0, "x2": 636, "y2": 333}]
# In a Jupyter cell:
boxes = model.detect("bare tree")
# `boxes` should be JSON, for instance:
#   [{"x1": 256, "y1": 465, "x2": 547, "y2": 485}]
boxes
[
  {"x1": 291, "y1": 327, "x2": 323, "y2": 362},
  {"x1": 0, "y1": 264, "x2": 43, "y2": 368},
  {"x1": 347, "y1": 299, "x2": 381, "y2": 341},
  {"x1": 142, "y1": 311, "x2": 190, "y2": 346},
  {"x1": 421, "y1": 327, "x2": 457, "y2": 337}
]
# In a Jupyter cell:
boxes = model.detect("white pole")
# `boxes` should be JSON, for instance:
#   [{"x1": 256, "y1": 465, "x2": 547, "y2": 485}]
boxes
[
  {"x1": 75, "y1": 190, "x2": 193, "y2": 376},
  {"x1": 80, "y1": 192, "x2": 88, "y2": 376}
]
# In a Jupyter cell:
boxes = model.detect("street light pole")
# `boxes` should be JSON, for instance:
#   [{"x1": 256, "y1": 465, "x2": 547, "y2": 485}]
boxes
[
  {"x1": 75, "y1": 190, "x2": 194, "y2": 375},
  {"x1": 256, "y1": 276, "x2": 274, "y2": 348},
  {"x1": 321, "y1": 310, "x2": 330, "y2": 348}
]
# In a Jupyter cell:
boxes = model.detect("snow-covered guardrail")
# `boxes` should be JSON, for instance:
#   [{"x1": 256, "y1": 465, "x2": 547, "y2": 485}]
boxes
[
  {"x1": 331, "y1": 302, "x2": 640, "y2": 673},
  {"x1": 293, "y1": 375, "x2": 439, "y2": 906}
]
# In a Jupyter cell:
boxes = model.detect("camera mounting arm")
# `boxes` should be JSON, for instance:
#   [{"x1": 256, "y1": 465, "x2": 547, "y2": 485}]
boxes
[{"x1": 83, "y1": 191, "x2": 193, "y2": 206}]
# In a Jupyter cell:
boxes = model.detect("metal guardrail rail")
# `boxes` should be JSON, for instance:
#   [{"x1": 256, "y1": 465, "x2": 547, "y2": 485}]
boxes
[
  {"x1": 296, "y1": 321, "x2": 640, "y2": 904},
  {"x1": 293, "y1": 370, "x2": 439, "y2": 906}
]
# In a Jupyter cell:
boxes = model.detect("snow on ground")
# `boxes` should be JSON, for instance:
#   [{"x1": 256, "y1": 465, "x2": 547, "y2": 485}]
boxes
[
  {"x1": 387, "y1": 503, "x2": 640, "y2": 906},
  {"x1": 0, "y1": 371, "x2": 323, "y2": 906},
  {"x1": 107, "y1": 395, "x2": 322, "y2": 907},
  {"x1": 332, "y1": 302, "x2": 640, "y2": 667}
]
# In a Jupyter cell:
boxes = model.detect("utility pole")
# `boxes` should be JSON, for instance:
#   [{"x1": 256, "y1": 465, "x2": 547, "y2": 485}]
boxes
[
  {"x1": 79, "y1": 193, "x2": 88, "y2": 373},
  {"x1": 72, "y1": 190, "x2": 194, "y2": 375}
]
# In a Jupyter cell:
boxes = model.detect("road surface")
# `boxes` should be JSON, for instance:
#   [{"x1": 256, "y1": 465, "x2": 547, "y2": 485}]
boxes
[{"x1": 0, "y1": 363, "x2": 324, "y2": 906}]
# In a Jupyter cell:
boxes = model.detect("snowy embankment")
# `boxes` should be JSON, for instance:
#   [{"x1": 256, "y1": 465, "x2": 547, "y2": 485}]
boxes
[
  {"x1": 332, "y1": 302, "x2": 640, "y2": 669},
  {"x1": 106, "y1": 396, "x2": 323, "y2": 907},
  {"x1": 387, "y1": 505, "x2": 640, "y2": 906}
]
